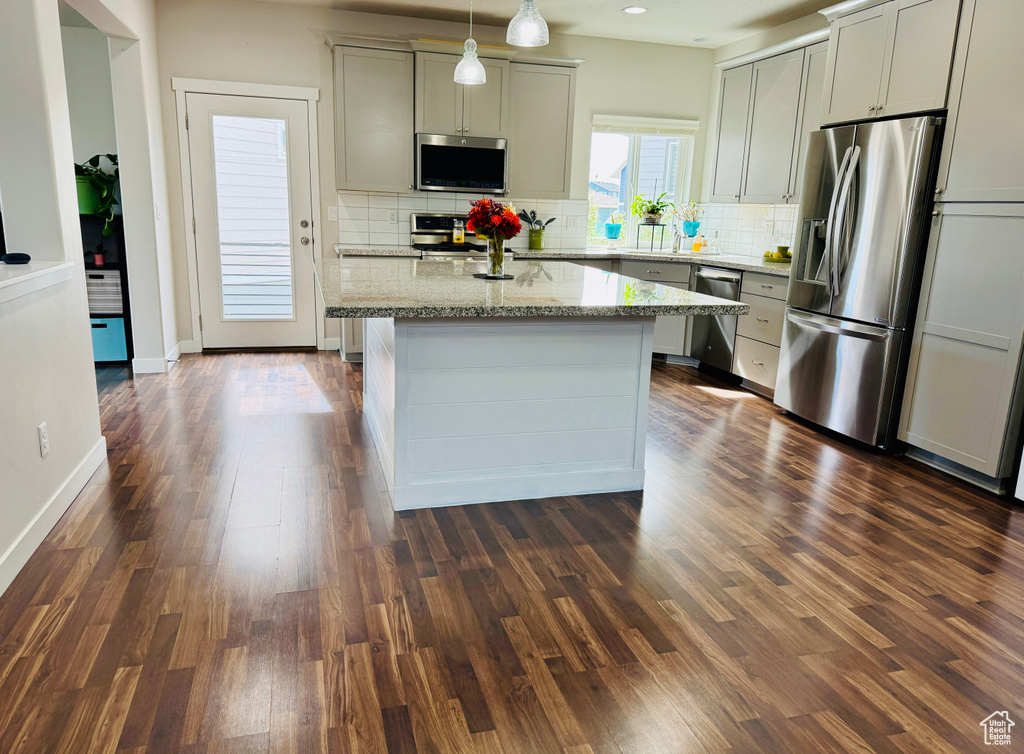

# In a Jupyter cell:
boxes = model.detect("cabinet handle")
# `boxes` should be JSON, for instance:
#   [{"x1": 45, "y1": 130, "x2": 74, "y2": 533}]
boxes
[
  {"x1": 756, "y1": 317, "x2": 770, "y2": 323},
  {"x1": 465, "y1": 128, "x2": 470, "y2": 133},
  {"x1": 932, "y1": 209, "x2": 942, "y2": 218},
  {"x1": 457, "y1": 127, "x2": 463, "y2": 132},
  {"x1": 751, "y1": 359, "x2": 764, "y2": 366},
  {"x1": 646, "y1": 270, "x2": 662, "y2": 275},
  {"x1": 760, "y1": 284, "x2": 773, "y2": 290},
  {"x1": 934, "y1": 187, "x2": 944, "y2": 195}
]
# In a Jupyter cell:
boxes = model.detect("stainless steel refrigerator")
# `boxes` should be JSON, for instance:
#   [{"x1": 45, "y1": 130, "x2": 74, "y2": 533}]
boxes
[{"x1": 774, "y1": 115, "x2": 943, "y2": 448}]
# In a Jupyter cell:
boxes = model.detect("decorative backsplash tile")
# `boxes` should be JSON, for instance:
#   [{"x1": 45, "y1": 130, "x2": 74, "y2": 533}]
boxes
[
  {"x1": 336, "y1": 190, "x2": 589, "y2": 250},
  {"x1": 697, "y1": 203, "x2": 799, "y2": 258}
]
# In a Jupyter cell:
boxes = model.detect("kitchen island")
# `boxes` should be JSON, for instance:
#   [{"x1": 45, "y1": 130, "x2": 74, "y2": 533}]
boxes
[{"x1": 316, "y1": 256, "x2": 748, "y2": 509}]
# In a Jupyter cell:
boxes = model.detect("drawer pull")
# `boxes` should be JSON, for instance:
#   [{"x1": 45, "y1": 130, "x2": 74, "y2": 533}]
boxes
[
  {"x1": 646, "y1": 270, "x2": 662, "y2": 274},
  {"x1": 92, "y1": 322, "x2": 108, "y2": 329},
  {"x1": 756, "y1": 317, "x2": 770, "y2": 323},
  {"x1": 751, "y1": 359, "x2": 764, "y2": 366},
  {"x1": 760, "y1": 284, "x2": 773, "y2": 290},
  {"x1": 88, "y1": 274, "x2": 105, "y2": 279}
]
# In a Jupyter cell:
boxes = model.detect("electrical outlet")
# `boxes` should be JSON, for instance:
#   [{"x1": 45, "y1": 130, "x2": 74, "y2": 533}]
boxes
[
  {"x1": 37, "y1": 422, "x2": 49, "y2": 458},
  {"x1": 569, "y1": 217, "x2": 581, "y2": 231},
  {"x1": 327, "y1": 206, "x2": 338, "y2": 222},
  {"x1": 388, "y1": 210, "x2": 398, "y2": 224}
]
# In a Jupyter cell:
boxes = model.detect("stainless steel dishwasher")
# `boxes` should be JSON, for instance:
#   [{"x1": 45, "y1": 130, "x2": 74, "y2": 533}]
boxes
[{"x1": 689, "y1": 267, "x2": 743, "y2": 372}]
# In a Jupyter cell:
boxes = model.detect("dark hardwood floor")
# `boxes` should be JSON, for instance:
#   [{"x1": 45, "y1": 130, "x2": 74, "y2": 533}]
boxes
[{"x1": 1, "y1": 351, "x2": 1022, "y2": 753}]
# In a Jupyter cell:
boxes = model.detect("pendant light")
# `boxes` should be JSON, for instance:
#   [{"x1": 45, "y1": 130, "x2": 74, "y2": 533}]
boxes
[
  {"x1": 507, "y1": 0, "x2": 549, "y2": 47},
  {"x1": 454, "y1": 1, "x2": 487, "y2": 85}
]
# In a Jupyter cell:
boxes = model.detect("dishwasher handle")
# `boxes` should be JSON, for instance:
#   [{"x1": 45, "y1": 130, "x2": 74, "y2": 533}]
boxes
[{"x1": 694, "y1": 269, "x2": 742, "y2": 284}]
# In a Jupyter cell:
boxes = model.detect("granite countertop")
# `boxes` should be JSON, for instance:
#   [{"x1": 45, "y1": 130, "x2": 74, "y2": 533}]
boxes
[
  {"x1": 333, "y1": 244, "x2": 793, "y2": 277},
  {"x1": 316, "y1": 257, "x2": 750, "y2": 319}
]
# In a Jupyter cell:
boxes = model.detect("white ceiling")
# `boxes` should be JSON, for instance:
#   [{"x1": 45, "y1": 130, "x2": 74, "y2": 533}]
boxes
[{"x1": 253, "y1": 0, "x2": 833, "y2": 47}]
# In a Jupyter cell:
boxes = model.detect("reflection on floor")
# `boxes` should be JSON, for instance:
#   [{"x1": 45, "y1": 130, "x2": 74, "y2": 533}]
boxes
[
  {"x1": 1, "y1": 351, "x2": 1022, "y2": 752},
  {"x1": 95, "y1": 365, "x2": 132, "y2": 395}
]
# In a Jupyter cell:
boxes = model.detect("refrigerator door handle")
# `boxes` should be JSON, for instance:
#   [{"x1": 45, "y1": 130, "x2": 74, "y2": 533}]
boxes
[
  {"x1": 786, "y1": 308, "x2": 887, "y2": 341},
  {"x1": 831, "y1": 146, "x2": 861, "y2": 297},
  {"x1": 824, "y1": 147, "x2": 853, "y2": 296}
]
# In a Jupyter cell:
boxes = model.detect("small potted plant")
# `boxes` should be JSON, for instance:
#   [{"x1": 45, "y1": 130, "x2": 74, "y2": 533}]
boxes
[
  {"x1": 75, "y1": 154, "x2": 119, "y2": 239},
  {"x1": 630, "y1": 192, "x2": 674, "y2": 225},
  {"x1": 518, "y1": 209, "x2": 555, "y2": 250},
  {"x1": 604, "y1": 212, "x2": 623, "y2": 241},
  {"x1": 678, "y1": 200, "x2": 705, "y2": 237}
]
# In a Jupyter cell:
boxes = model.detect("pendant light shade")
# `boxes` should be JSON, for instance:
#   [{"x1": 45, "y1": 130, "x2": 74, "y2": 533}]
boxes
[
  {"x1": 506, "y1": 0, "x2": 549, "y2": 47},
  {"x1": 454, "y1": 2, "x2": 487, "y2": 85}
]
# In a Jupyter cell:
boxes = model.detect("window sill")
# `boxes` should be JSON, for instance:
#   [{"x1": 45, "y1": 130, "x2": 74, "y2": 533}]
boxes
[{"x1": 0, "y1": 261, "x2": 75, "y2": 306}]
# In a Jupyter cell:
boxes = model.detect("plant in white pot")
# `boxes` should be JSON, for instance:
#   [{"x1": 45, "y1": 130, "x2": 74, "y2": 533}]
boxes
[{"x1": 630, "y1": 192, "x2": 674, "y2": 225}]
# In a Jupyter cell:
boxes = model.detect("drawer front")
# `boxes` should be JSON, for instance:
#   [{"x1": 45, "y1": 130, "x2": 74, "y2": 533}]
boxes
[
  {"x1": 733, "y1": 335, "x2": 780, "y2": 391},
  {"x1": 741, "y1": 271, "x2": 788, "y2": 301},
  {"x1": 737, "y1": 293, "x2": 786, "y2": 347},
  {"x1": 91, "y1": 317, "x2": 128, "y2": 362},
  {"x1": 619, "y1": 260, "x2": 692, "y2": 285},
  {"x1": 86, "y1": 270, "x2": 123, "y2": 315}
]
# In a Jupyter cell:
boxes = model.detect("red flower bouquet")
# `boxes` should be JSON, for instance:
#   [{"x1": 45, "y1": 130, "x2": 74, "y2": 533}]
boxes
[{"x1": 467, "y1": 198, "x2": 521, "y2": 277}]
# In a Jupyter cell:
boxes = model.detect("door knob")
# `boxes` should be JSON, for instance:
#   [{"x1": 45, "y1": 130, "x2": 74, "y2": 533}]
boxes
[
  {"x1": 300, "y1": 219, "x2": 309, "y2": 228},
  {"x1": 300, "y1": 237, "x2": 310, "y2": 245}
]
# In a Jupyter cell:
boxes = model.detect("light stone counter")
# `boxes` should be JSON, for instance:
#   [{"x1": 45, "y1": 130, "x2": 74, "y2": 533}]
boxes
[{"x1": 316, "y1": 256, "x2": 749, "y2": 319}]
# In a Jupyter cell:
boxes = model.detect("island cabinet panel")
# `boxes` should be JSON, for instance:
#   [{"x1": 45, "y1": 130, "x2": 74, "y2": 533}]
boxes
[
  {"x1": 415, "y1": 53, "x2": 510, "y2": 138},
  {"x1": 363, "y1": 318, "x2": 398, "y2": 496},
  {"x1": 508, "y1": 64, "x2": 576, "y2": 199},
  {"x1": 335, "y1": 47, "x2": 414, "y2": 192},
  {"x1": 900, "y1": 206, "x2": 1024, "y2": 477},
  {"x1": 740, "y1": 49, "x2": 805, "y2": 204},
  {"x1": 709, "y1": 64, "x2": 753, "y2": 203},
  {"x1": 939, "y1": 0, "x2": 1024, "y2": 202},
  {"x1": 379, "y1": 318, "x2": 652, "y2": 509}
]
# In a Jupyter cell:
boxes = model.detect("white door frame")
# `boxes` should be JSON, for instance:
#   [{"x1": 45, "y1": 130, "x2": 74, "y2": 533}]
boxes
[{"x1": 172, "y1": 78, "x2": 324, "y2": 350}]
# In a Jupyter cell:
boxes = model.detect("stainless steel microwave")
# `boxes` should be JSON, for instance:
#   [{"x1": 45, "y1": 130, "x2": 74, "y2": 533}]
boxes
[{"x1": 415, "y1": 133, "x2": 508, "y2": 194}]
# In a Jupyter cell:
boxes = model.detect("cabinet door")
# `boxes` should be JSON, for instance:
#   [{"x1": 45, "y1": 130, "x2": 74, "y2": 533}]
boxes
[
  {"x1": 740, "y1": 50, "x2": 805, "y2": 204},
  {"x1": 878, "y1": 0, "x2": 960, "y2": 117},
  {"x1": 901, "y1": 207, "x2": 1024, "y2": 477},
  {"x1": 790, "y1": 41, "x2": 829, "y2": 203},
  {"x1": 653, "y1": 282, "x2": 690, "y2": 356},
  {"x1": 415, "y1": 52, "x2": 462, "y2": 136},
  {"x1": 335, "y1": 47, "x2": 414, "y2": 192},
  {"x1": 509, "y1": 64, "x2": 576, "y2": 199},
  {"x1": 821, "y1": 4, "x2": 890, "y2": 125},
  {"x1": 709, "y1": 64, "x2": 752, "y2": 202},
  {"x1": 941, "y1": 0, "x2": 1024, "y2": 202},
  {"x1": 464, "y1": 59, "x2": 510, "y2": 138}
]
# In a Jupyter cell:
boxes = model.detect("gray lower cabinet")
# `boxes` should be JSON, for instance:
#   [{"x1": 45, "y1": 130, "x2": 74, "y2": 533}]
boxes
[
  {"x1": 619, "y1": 260, "x2": 691, "y2": 356},
  {"x1": 733, "y1": 336, "x2": 782, "y2": 392},
  {"x1": 334, "y1": 47, "x2": 414, "y2": 192},
  {"x1": 733, "y1": 288, "x2": 787, "y2": 391},
  {"x1": 900, "y1": 205, "x2": 1024, "y2": 478}
]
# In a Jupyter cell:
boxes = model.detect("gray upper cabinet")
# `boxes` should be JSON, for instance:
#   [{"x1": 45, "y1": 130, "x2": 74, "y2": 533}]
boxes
[
  {"x1": 335, "y1": 46, "x2": 414, "y2": 192},
  {"x1": 710, "y1": 64, "x2": 753, "y2": 203},
  {"x1": 414, "y1": 52, "x2": 510, "y2": 138},
  {"x1": 740, "y1": 49, "x2": 805, "y2": 204},
  {"x1": 939, "y1": 0, "x2": 1024, "y2": 202},
  {"x1": 508, "y1": 63, "x2": 576, "y2": 199},
  {"x1": 790, "y1": 41, "x2": 829, "y2": 202},
  {"x1": 822, "y1": 0, "x2": 960, "y2": 125}
]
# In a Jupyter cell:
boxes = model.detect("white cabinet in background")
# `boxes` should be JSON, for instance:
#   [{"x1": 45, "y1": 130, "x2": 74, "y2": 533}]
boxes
[
  {"x1": 791, "y1": 42, "x2": 829, "y2": 200},
  {"x1": 508, "y1": 64, "x2": 576, "y2": 199},
  {"x1": 740, "y1": 49, "x2": 805, "y2": 204},
  {"x1": 821, "y1": 0, "x2": 960, "y2": 125},
  {"x1": 415, "y1": 52, "x2": 510, "y2": 138},
  {"x1": 709, "y1": 64, "x2": 752, "y2": 202},
  {"x1": 900, "y1": 205, "x2": 1024, "y2": 478},
  {"x1": 938, "y1": 0, "x2": 1024, "y2": 202},
  {"x1": 334, "y1": 47, "x2": 414, "y2": 192},
  {"x1": 619, "y1": 260, "x2": 692, "y2": 356}
]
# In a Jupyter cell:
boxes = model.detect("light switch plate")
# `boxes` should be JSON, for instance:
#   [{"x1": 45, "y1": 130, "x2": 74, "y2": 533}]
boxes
[{"x1": 327, "y1": 206, "x2": 338, "y2": 222}]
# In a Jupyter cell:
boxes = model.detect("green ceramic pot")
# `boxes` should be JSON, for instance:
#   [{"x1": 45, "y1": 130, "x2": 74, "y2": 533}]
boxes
[
  {"x1": 76, "y1": 176, "x2": 101, "y2": 215},
  {"x1": 528, "y1": 228, "x2": 545, "y2": 250}
]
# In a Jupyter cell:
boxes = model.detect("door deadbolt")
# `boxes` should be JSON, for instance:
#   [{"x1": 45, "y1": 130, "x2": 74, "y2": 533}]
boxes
[
  {"x1": 300, "y1": 219, "x2": 309, "y2": 228},
  {"x1": 300, "y1": 237, "x2": 310, "y2": 245}
]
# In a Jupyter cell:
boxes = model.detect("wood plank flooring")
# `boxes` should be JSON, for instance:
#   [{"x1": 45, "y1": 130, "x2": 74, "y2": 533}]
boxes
[{"x1": 1, "y1": 351, "x2": 1022, "y2": 752}]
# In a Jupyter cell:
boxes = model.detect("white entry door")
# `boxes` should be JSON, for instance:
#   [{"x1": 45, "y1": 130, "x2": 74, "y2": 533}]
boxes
[{"x1": 186, "y1": 93, "x2": 316, "y2": 348}]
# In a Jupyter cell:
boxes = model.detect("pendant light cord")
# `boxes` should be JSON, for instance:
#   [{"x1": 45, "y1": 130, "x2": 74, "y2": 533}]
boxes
[{"x1": 469, "y1": 0, "x2": 473, "y2": 38}]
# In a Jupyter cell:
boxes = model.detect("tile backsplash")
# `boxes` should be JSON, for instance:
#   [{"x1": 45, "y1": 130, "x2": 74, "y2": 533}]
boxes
[
  {"x1": 336, "y1": 190, "x2": 589, "y2": 250},
  {"x1": 695, "y1": 203, "x2": 799, "y2": 258}
]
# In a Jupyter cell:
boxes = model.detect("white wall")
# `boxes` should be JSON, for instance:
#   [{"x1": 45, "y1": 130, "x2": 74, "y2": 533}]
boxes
[
  {"x1": 0, "y1": 0, "x2": 106, "y2": 596},
  {"x1": 61, "y1": 25, "x2": 119, "y2": 163},
  {"x1": 152, "y1": 0, "x2": 715, "y2": 347}
]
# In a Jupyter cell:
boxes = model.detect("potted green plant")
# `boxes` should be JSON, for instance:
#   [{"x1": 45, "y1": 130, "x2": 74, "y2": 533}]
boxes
[
  {"x1": 630, "y1": 192, "x2": 674, "y2": 225},
  {"x1": 518, "y1": 210, "x2": 556, "y2": 250},
  {"x1": 604, "y1": 211, "x2": 623, "y2": 241},
  {"x1": 75, "y1": 154, "x2": 119, "y2": 241},
  {"x1": 678, "y1": 200, "x2": 705, "y2": 237}
]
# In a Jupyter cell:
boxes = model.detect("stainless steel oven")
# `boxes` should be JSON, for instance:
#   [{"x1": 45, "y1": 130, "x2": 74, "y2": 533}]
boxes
[{"x1": 415, "y1": 133, "x2": 508, "y2": 194}]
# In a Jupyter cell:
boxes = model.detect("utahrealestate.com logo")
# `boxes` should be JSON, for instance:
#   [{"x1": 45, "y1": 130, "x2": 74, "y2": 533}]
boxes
[{"x1": 980, "y1": 712, "x2": 1015, "y2": 746}]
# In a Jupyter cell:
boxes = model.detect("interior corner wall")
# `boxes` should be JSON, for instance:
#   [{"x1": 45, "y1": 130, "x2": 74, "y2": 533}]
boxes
[
  {"x1": 61, "y1": 25, "x2": 119, "y2": 163},
  {"x1": 0, "y1": 0, "x2": 106, "y2": 597},
  {"x1": 152, "y1": 0, "x2": 716, "y2": 350}
]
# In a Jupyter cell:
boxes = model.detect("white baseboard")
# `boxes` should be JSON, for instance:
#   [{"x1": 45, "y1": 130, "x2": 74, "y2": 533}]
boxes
[
  {"x1": 0, "y1": 437, "x2": 107, "y2": 597},
  {"x1": 165, "y1": 339, "x2": 197, "y2": 362},
  {"x1": 323, "y1": 337, "x2": 341, "y2": 352},
  {"x1": 132, "y1": 356, "x2": 168, "y2": 373}
]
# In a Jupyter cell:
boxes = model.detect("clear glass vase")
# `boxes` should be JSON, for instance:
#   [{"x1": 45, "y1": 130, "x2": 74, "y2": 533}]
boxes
[{"x1": 487, "y1": 236, "x2": 505, "y2": 277}]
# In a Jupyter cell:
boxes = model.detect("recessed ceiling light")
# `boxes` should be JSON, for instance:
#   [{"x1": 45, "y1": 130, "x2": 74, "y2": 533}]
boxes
[
  {"x1": 692, "y1": 37, "x2": 712, "y2": 43},
  {"x1": 623, "y1": 6, "x2": 647, "y2": 14}
]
